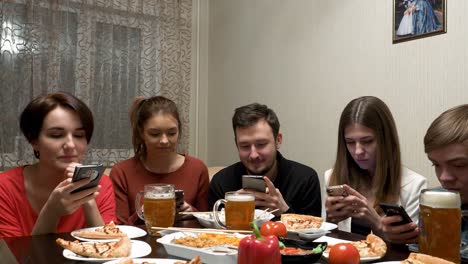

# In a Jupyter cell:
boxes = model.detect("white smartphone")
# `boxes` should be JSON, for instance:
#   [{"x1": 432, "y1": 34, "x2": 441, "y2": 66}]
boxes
[{"x1": 242, "y1": 175, "x2": 266, "y2": 192}]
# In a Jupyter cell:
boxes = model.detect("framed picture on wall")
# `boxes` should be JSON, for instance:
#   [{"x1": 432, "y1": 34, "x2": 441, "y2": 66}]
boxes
[{"x1": 393, "y1": 0, "x2": 446, "y2": 43}]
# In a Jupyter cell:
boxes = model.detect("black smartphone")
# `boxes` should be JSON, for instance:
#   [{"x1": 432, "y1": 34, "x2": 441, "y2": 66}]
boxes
[
  {"x1": 242, "y1": 175, "x2": 266, "y2": 192},
  {"x1": 379, "y1": 203, "x2": 413, "y2": 226},
  {"x1": 71, "y1": 164, "x2": 105, "y2": 194},
  {"x1": 326, "y1": 185, "x2": 348, "y2": 196}
]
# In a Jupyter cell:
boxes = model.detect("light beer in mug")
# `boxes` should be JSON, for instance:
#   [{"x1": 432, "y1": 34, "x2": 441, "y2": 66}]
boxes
[
  {"x1": 213, "y1": 191, "x2": 255, "y2": 230},
  {"x1": 143, "y1": 194, "x2": 176, "y2": 228},
  {"x1": 419, "y1": 189, "x2": 461, "y2": 263},
  {"x1": 225, "y1": 193, "x2": 255, "y2": 230},
  {"x1": 135, "y1": 184, "x2": 175, "y2": 235}
]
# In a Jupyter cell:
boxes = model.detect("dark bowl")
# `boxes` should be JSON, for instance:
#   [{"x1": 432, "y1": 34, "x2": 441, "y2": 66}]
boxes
[{"x1": 280, "y1": 237, "x2": 327, "y2": 264}]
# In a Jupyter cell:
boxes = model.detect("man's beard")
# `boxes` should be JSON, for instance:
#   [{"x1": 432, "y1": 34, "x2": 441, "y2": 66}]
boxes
[{"x1": 247, "y1": 161, "x2": 275, "y2": 176}]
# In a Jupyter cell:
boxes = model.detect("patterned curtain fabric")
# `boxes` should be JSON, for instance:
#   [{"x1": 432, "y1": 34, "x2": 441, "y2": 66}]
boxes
[{"x1": 0, "y1": 0, "x2": 192, "y2": 170}]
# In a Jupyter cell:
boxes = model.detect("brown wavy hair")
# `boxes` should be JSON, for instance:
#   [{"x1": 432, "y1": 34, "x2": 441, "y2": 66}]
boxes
[
  {"x1": 129, "y1": 96, "x2": 181, "y2": 159},
  {"x1": 330, "y1": 96, "x2": 401, "y2": 206}
]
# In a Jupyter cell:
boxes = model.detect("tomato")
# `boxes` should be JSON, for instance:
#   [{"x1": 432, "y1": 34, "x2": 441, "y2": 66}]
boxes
[
  {"x1": 260, "y1": 221, "x2": 287, "y2": 237},
  {"x1": 328, "y1": 243, "x2": 360, "y2": 264}
]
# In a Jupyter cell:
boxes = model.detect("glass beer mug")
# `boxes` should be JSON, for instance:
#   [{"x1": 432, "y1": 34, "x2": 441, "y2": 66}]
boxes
[
  {"x1": 213, "y1": 191, "x2": 255, "y2": 230},
  {"x1": 419, "y1": 188, "x2": 461, "y2": 263},
  {"x1": 135, "y1": 184, "x2": 176, "y2": 235}
]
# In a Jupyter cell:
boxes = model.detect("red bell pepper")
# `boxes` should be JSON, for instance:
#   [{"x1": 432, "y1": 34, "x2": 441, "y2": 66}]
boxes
[{"x1": 237, "y1": 222, "x2": 281, "y2": 264}]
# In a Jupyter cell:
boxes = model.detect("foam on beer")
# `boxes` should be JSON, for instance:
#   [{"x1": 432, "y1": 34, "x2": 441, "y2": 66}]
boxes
[
  {"x1": 420, "y1": 190, "x2": 461, "y2": 208},
  {"x1": 145, "y1": 193, "x2": 175, "y2": 199},
  {"x1": 226, "y1": 194, "x2": 255, "y2": 201}
]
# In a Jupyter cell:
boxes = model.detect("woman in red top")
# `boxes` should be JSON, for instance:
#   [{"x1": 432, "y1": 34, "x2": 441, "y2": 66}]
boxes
[
  {"x1": 0, "y1": 92, "x2": 115, "y2": 238},
  {"x1": 110, "y1": 96, "x2": 209, "y2": 225}
]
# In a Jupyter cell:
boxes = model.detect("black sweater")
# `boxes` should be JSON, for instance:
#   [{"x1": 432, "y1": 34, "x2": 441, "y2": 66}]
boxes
[{"x1": 208, "y1": 152, "x2": 322, "y2": 217}]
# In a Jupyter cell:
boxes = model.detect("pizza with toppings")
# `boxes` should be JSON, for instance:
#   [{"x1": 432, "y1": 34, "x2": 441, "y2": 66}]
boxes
[
  {"x1": 401, "y1": 253, "x2": 456, "y2": 264},
  {"x1": 280, "y1": 213, "x2": 323, "y2": 230},
  {"x1": 324, "y1": 234, "x2": 387, "y2": 258},
  {"x1": 73, "y1": 221, "x2": 127, "y2": 239},
  {"x1": 56, "y1": 236, "x2": 131, "y2": 258}
]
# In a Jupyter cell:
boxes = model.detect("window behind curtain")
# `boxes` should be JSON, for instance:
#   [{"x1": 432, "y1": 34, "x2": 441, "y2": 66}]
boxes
[{"x1": 0, "y1": 0, "x2": 192, "y2": 170}]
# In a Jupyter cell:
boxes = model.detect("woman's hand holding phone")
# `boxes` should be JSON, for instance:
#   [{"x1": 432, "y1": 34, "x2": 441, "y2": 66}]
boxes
[
  {"x1": 45, "y1": 163, "x2": 101, "y2": 215},
  {"x1": 326, "y1": 185, "x2": 381, "y2": 228}
]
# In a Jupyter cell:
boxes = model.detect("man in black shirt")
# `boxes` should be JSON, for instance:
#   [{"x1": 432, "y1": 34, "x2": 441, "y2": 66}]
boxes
[{"x1": 208, "y1": 103, "x2": 321, "y2": 216}]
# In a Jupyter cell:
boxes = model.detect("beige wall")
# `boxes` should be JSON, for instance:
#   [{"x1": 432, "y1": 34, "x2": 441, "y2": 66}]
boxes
[{"x1": 192, "y1": 0, "x2": 468, "y2": 188}]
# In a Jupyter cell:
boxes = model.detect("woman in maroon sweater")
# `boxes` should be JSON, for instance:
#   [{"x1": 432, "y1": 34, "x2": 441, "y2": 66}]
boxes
[{"x1": 110, "y1": 96, "x2": 209, "y2": 225}]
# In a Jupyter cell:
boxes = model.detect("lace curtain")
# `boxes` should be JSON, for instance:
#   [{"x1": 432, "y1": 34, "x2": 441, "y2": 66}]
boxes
[{"x1": 0, "y1": 0, "x2": 192, "y2": 170}]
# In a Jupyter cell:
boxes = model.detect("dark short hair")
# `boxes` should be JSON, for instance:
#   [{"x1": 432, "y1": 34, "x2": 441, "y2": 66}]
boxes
[
  {"x1": 129, "y1": 96, "x2": 181, "y2": 159},
  {"x1": 232, "y1": 103, "x2": 280, "y2": 139},
  {"x1": 20, "y1": 92, "x2": 94, "y2": 143}
]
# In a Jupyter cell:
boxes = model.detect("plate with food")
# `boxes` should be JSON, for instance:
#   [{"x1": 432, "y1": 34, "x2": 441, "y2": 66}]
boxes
[
  {"x1": 57, "y1": 236, "x2": 151, "y2": 262},
  {"x1": 280, "y1": 213, "x2": 337, "y2": 234},
  {"x1": 71, "y1": 221, "x2": 147, "y2": 241},
  {"x1": 157, "y1": 231, "x2": 248, "y2": 264},
  {"x1": 317, "y1": 234, "x2": 387, "y2": 263},
  {"x1": 193, "y1": 209, "x2": 274, "y2": 229},
  {"x1": 103, "y1": 256, "x2": 202, "y2": 264}
]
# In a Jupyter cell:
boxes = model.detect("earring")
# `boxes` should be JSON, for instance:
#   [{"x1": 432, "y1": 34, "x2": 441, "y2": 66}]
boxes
[{"x1": 34, "y1": 150, "x2": 40, "y2": 159}]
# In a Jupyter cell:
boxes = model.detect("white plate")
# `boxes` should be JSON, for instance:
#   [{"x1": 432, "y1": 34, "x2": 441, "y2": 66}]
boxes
[
  {"x1": 103, "y1": 258, "x2": 184, "y2": 264},
  {"x1": 296, "y1": 228, "x2": 329, "y2": 240},
  {"x1": 373, "y1": 262, "x2": 401, "y2": 264},
  {"x1": 193, "y1": 209, "x2": 274, "y2": 229},
  {"x1": 157, "y1": 231, "x2": 248, "y2": 264},
  {"x1": 286, "y1": 221, "x2": 338, "y2": 234},
  {"x1": 63, "y1": 240, "x2": 151, "y2": 262},
  {"x1": 71, "y1": 225, "x2": 147, "y2": 242},
  {"x1": 316, "y1": 236, "x2": 383, "y2": 263}
]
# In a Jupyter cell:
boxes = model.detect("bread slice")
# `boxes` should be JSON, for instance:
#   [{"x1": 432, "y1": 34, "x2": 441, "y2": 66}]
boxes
[
  {"x1": 401, "y1": 253, "x2": 456, "y2": 264},
  {"x1": 280, "y1": 213, "x2": 323, "y2": 230}
]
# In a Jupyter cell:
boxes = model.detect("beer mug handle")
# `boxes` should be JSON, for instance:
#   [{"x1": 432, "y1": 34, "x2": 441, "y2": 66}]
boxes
[
  {"x1": 135, "y1": 191, "x2": 145, "y2": 220},
  {"x1": 213, "y1": 199, "x2": 227, "y2": 229}
]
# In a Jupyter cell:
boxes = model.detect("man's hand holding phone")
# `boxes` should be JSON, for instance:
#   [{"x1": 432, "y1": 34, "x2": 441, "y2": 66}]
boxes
[
  {"x1": 380, "y1": 203, "x2": 419, "y2": 244},
  {"x1": 242, "y1": 176, "x2": 289, "y2": 216}
]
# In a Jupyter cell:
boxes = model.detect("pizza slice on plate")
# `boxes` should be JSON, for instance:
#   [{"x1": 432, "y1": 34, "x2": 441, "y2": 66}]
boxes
[
  {"x1": 73, "y1": 221, "x2": 127, "y2": 239},
  {"x1": 401, "y1": 253, "x2": 456, "y2": 264},
  {"x1": 349, "y1": 234, "x2": 386, "y2": 257},
  {"x1": 56, "y1": 236, "x2": 131, "y2": 258},
  {"x1": 324, "y1": 234, "x2": 387, "y2": 258},
  {"x1": 280, "y1": 213, "x2": 323, "y2": 230}
]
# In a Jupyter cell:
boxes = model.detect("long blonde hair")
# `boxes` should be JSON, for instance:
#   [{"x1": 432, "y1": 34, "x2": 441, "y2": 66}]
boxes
[{"x1": 330, "y1": 96, "x2": 401, "y2": 206}]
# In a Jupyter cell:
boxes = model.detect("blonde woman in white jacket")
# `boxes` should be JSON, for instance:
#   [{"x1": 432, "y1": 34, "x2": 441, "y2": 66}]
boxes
[{"x1": 323, "y1": 96, "x2": 427, "y2": 244}]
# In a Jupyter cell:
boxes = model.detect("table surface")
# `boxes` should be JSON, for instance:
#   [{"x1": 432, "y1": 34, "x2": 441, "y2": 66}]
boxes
[{"x1": 2, "y1": 220, "x2": 410, "y2": 263}]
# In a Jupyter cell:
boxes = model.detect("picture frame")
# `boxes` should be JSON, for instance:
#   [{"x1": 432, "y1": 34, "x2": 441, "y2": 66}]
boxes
[{"x1": 393, "y1": 0, "x2": 446, "y2": 44}]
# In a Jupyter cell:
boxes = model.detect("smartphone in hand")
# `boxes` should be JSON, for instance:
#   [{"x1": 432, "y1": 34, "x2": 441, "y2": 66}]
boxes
[
  {"x1": 242, "y1": 175, "x2": 266, "y2": 192},
  {"x1": 326, "y1": 185, "x2": 348, "y2": 196},
  {"x1": 379, "y1": 203, "x2": 413, "y2": 226},
  {"x1": 71, "y1": 164, "x2": 105, "y2": 194}
]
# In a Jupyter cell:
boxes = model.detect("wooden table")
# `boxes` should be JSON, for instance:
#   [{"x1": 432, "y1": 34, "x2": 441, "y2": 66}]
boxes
[{"x1": 2, "y1": 220, "x2": 410, "y2": 263}]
